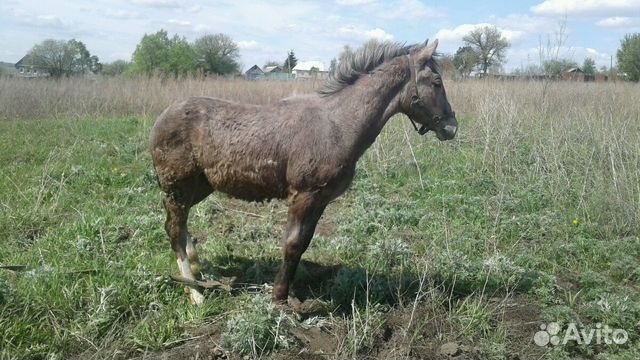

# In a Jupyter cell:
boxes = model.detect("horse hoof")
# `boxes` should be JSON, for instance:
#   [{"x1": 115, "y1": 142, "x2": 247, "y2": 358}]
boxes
[{"x1": 190, "y1": 262, "x2": 201, "y2": 278}]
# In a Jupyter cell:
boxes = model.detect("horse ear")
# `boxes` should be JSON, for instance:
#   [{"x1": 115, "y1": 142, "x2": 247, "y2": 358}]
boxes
[{"x1": 416, "y1": 39, "x2": 438, "y2": 65}]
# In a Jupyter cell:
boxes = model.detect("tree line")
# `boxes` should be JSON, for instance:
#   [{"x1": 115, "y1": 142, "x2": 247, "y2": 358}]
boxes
[
  {"x1": 448, "y1": 26, "x2": 640, "y2": 81},
  {"x1": 13, "y1": 28, "x2": 640, "y2": 82},
  {"x1": 21, "y1": 30, "x2": 243, "y2": 78}
]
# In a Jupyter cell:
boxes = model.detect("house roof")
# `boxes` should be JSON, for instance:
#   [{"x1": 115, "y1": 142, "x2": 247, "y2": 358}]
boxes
[
  {"x1": 14, "y1": 54, "x2": 46, "y2": 70},
  {"x1": 264, "y1": 65, "x2": 282, "y2": 73},
  {"x1": 245, "y1": 64, "x2": 263, "y2": 74},
  {"x1": 565, "y1": 67, "x2": 584, "y2": 73},
  {"x1": 15, "y1": 54, "x2": 32, "y2": 68},
  {"x1": 292, "y1": 61, "x2": 325, "y2": 72}
]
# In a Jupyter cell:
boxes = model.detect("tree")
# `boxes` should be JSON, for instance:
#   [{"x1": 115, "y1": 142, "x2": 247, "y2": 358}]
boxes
[
  {"x1": 26, "y1": 38, "x2": 101, "y2": 78},
  {"x1": 263, "y1": 60, "x2": 282, "y2": 68},
  {"x1": 131, "y1": 29, "x2": 198, "y2": 77},
  {"x1": 69, "y1": 39, "x2": 101, "y2": 74},
  {"x1": 462, "y1": 25, "x2": 510, "y2": 75},
  {"x1": 283, "y1": 50, "x2": 297, "y2": 73},
  {"x1": 452, "y1": 46, "x2": 478, "y2": 77},
  {"x1": 101, "y1": 60, "x2": 131, "y2": 76},
  {"x1": 131, "y1": 30, "x2": 171, "y2": 75},
  {"x1": 511, "y1": 64, "x2": 543, "y2": 77},
  {"x1": 329, "y1": 58, "x2": 337, "y2": 74},
  {"x1": 543, "y1": 58, "x2": 578, "y2": 77},
  {"x1": 436, "y1": 53, "x2": 455, "y2": 78},
  {"x1": 192, "y1": 33, "x2": 240, "y2": 75},
  {"x1": 582, "y1": 57, "x2": 596, "y2": 76},
  {"x1": 339, "y1": 45, "x2": 354, "y2": 63},
  {"x1": 167, "y1": 39, "x2": 199, "y2": 77},
  {"x1": 617, "y1": 33, "x2": 640, "y2": 81}
]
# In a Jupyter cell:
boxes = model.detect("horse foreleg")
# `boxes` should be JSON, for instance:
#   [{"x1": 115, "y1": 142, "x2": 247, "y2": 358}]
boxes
[
  {"x1": 273, "y1": 192, "x2": 326, "y2": 302},
  {"x1": 164, "y1": 197, "x2": 205, "y2": 306}
]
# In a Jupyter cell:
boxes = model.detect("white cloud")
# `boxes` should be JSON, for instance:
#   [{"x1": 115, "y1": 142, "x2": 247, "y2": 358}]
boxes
[
  {"x1": 237, "y1": 40, "x2": 261, "y2": 50},
  {"x1": 130, "y1": 0, "x2": 180, "y2": 8},
  {"x1": 493, "y1": 14, "x2": 556, "y2": 34},
  {"x1": 33, "y1": 14, "x2": 66, "y2": 27},
  {"x1": 335, "y1": 0, "x2": 442, "y2": 21},
  {"x1": 531, "y1": 0, "x2": 640, "y2": 18},
  {"x1": 167, "y1": 19, "x2": 191, "y2": 27},
  {"x1": 338, "y1": 25, "x2": 394, "y2": 41},
  {"x1": 434, "y1": 23, "x2": 523, "y2": 51},
  {"x1": 597, "y1": 16, "x2": 640, "y2": 27},
  {"x1": 335, "y1": 0, "x2": 376, "y2": 5},
  {"x1": 12, "y1": 10, "x2": 69, "y2": 28},
  {"x1": 193, "y1": 24, "x2": 210, "y2": 33},
  {"x1": 104, "y1": 9, "x2": 141, "y2": 19},
  {"x1": 376, "y1": 0, "x2": 443, "y2": 20},
  {"x1": 187, "y1": 5, "x2": 202, "y2": 13}
]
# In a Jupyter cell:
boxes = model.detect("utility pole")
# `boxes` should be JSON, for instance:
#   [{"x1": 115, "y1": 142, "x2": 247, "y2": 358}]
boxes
[{"x1": 610, "y1": 55, "x2": 613, "y2": 78}]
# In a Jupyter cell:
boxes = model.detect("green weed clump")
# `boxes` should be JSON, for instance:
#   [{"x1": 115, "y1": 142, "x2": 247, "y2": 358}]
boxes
[{"x1": 220, "y1": 295, "x2": 296, "y2": 356}]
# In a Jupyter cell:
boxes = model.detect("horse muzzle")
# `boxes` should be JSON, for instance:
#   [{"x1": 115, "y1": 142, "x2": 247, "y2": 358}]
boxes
[{"x1": 435, "y1": 118, "x2": 457, "y2": 141}]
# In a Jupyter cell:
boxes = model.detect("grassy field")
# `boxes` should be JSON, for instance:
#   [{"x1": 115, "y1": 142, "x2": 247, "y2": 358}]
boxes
[{"x1": 1, "y1": 76, "x2": 639, "y2": 360}]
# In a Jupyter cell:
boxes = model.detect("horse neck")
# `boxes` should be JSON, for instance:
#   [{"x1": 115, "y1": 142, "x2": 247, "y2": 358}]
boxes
[{"x1": 326, "y1": 57, "x2": 410, "y2": 157}]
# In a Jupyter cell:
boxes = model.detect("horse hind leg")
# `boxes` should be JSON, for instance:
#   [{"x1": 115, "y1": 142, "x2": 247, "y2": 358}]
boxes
[{"x1": 163, "y1": 174, "x2": 212, "y2": 306}]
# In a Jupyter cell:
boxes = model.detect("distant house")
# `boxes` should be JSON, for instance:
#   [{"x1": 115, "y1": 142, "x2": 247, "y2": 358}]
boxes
[
  {"x1": 562, "y1": 67, "x2": 585, "y2": 81},
  {"x1": 263, "y1": 65, "x2": 293, "y2": 80},
  {"x1": 245, "y1": 65, "x2": 264, "y2": 81},
  {"x1": 264, "y1": 65, "x2": 283, "y2": 73},
  {"x1": 292, "y1": 61, "x2": 329, "y2": 80},
  {"x1": 14, "y1": 54, "x2": 48, "y2": 78}
]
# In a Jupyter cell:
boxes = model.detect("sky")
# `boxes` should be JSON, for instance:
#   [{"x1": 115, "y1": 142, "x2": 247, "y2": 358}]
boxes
[{"x1": 1, "y1": 0, "x2": 640, "y2": 72}]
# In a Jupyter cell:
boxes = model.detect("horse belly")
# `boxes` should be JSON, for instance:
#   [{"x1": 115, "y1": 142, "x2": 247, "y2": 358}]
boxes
[{"x1": 203, "y1": 162, "x2": 287, "y2": 201}]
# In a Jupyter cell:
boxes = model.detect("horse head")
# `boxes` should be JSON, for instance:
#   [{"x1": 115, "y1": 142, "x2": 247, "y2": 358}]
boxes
[{"x1": 401, "y1": 39, "x2": 457, "y2": 141}]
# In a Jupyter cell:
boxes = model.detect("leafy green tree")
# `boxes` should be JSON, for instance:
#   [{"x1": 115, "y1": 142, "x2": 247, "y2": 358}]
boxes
[
  {"x1": 192, "y1": 33, "x2": 240, "y2": 75},
  {"x1": 69, "y1": 39, "x2": 101, "y2": 73},
  {"x1": 582, "y1": 57, "x2": 596, "y2": 76},
  {"x1": 543, "y1": 58, "x2": 578, "y2": 77},
  {"x1": 167, "y1": 39, "x2": 198, "y2": 77},
  {"x1": 617, "y1": 33, "x2": 640, "y2": 81},
  {"x1": 462, "y1": 26, "x2": 510, "y2": 74},
  {"x1": 26, "y1": 38, "x2": 101, "y2": 78},
  {"x1": 283, "y1": 50, "x2": 297, "y2": 73},
  {"x1": 101, "y1": 60, "x2": 131, "y2": 76},
  {"x1": 452, "y1": 46, "x2": 478, "y2": 77},
  {"x1": 131, "y1": 29, "x2": 197, "y2": 77}
]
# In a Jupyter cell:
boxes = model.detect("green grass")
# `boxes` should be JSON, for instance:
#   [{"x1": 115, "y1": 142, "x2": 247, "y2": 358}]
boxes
[
  {"x1": 0, "y1": 117, "x2": 231, "y2": 359},
  {"x1": 1, "y1": 80, "x2": 640, "y2": 359}
]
